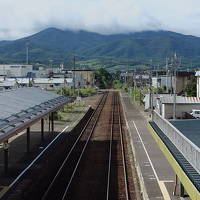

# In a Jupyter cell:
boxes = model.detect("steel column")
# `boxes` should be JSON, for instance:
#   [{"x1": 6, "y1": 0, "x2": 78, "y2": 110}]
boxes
[
  {"x1": 41, "y1": 118, "x2": 44, "y2": 142},
  {"x1": 180, "y1": 182, "x2": 185, "y2": 197},
  {"x1": 3, "y1": 141, "x2": 9, "y2": 176},
  {"x1": 51, "y1": 112, "x2": 54, "y2": 132},
  {"x1": 49, "y1": 115, "x2": 51, "y2": 133},
  {"x1": 27, "y1": 127, "x2": 30, "y2": 153}
]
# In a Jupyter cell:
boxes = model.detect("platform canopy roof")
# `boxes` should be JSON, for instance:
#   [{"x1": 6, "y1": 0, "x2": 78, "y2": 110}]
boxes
[
  {"x1": 0, "y1": 88, "x2": 70, "y2": 142},
  {"x1": 170, "y1": 119, "x2": 200, "y2": 148}
]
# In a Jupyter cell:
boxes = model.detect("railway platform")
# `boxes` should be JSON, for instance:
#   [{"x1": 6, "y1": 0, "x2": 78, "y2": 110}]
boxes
[{"x1": 121, "y1": 93, "x2": 182, "y2": 200}]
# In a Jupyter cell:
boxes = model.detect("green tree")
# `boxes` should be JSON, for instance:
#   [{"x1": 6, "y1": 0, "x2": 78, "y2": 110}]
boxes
[
  {"x1": 95, "y1": 68, "x2": 112, "y2": 89},
  {"x1": 184, "y1": 76, "x2": 197, "y2": 97},
  {"x1": 113, "y1": 80, "x2": 123, "y2": 89}
]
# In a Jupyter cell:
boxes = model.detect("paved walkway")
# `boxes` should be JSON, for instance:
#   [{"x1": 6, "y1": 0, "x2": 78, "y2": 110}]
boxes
[{"x1": 121, "y1": 93, "x2": 181, "y2": 200}]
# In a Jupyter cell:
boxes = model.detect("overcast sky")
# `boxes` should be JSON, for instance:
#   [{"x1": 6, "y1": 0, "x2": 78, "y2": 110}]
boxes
[{"x1": 0, "y1": 0, "x2": 200, "y2": 40}]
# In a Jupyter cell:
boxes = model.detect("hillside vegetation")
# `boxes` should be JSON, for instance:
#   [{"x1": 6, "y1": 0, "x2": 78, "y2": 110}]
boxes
[{"x1": 0, "y1": 28, "x2": 200, "y2": 69}]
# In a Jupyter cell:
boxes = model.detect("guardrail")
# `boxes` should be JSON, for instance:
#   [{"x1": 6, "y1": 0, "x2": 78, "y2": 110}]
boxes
[{"x1": 152, "y1": 110, "x2": 200, "y2": 175}]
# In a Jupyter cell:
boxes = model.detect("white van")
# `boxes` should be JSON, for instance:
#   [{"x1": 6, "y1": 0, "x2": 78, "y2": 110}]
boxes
[{"x1": 190, "y1": 109, "x2": 200, "y2": 118}]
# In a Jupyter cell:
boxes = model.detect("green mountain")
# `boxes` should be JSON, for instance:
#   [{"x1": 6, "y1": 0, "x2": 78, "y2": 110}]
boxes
[{"x1": 0, "y1": 28, "x2": 200, "y2": 66}]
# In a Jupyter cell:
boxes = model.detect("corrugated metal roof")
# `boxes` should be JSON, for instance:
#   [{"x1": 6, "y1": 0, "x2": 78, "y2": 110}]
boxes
[
  {"x1": 33, "y1": 78, "x2": 64, "y2": 84},
  {"x1": 0, "y1": 80, "x2": 16, "y2": 87},
  {"x1": 66, "y1": 78, "x2": 73, "y2": 83},
  {"x1": 160, "y1": 96, "x2": 200, "y2": 104},
  {"x1": 16, "y1": 78, "x2": 30, "y2": 84},
  {"x1": 0, "y1": 78, "x2": 73, "y2": 85}
]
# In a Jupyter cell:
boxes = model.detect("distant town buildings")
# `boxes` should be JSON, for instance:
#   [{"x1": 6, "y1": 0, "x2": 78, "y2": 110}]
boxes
[
  {"x1": 0, "y1": 64, "x2": 33, "y2": 77},
  {"x1": 120, "y1": 72, "x2": 151, "y2": 87},
  {"x1": 141, "y1": 69, "x2": 199, "y2": 119},
  {"x1": 120, "y1": 70, "x2": 194, "y2": 94},
  {"x1": 70, "y1": 69, "x2": 95, "y2": 88},
  {"x1": 0, "y1": 64, "x2": 95, "y2": 91}
]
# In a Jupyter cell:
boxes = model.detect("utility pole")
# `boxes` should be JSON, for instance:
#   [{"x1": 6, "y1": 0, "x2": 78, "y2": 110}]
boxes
[
  {"x1": 26, "y1": 42, "x2": 29, "y2": 65},
  {"x1": 173, "y1": 67, "x2": 177, "y2": 120},
  {"x1": 73, "y1": 56, "x2": 76, "y2": 94},
  {"x1": 156, "y1": 64, "x2": 159, "y2": 98},
  {"x1": 134, "y1": 68, "x2": 136, "y2": 102},
  {"x1": 172, "y1": 53, "x2": 181, "y2": 120},
  {"x1": 127, "y1": 64, "x2": 130, "y2": 87},
  {"x1": 139, "y1": 73, "x2": 142, "y2": 105},
  {"x1": 148, "y1": 59, "x2": 154, "y2": 118},
  {"x1": 49, "y1": 60, "x2": 53, "y2": 78},
  {"x1": 149, "y1": 59, "x2": 153, "y2": 86},
  {"x1": 166, "y1": 57, "x2": 168, "y2": 93}
]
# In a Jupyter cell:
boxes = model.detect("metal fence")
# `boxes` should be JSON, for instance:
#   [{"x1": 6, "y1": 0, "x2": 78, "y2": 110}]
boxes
[{"x1": 152, "y1": 110, "x2": 200, "y2": 175}]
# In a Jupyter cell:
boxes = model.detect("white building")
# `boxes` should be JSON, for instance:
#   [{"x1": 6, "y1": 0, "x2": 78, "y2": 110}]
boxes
[
  {"x1": 32, "y1": 66, "x2": 47, "y2": 78},
  {"x1": 143, "y1": 93, "x2": 172, "y2": 110},
  {"x1": 156, "y1": 96, "x2": 200, "y2": 119},
  {"x1": 0, "y1": 64, "x2": 33, "y2": 77},
  {"x1": 33, "y1": 78, "x2": 73, "y2": 90},
  {"x1": 195, "y1": 71, "x2": 200, "y2": 97},
  {"x1": 152, "y1": 76, "x2": 174, "y2": 89},
  {"x1": 152, "y1": 72, "x2": 194, "y2": 93},
  {"x1": 0, "y1": 77, "x2": 74, "y2": 91}
]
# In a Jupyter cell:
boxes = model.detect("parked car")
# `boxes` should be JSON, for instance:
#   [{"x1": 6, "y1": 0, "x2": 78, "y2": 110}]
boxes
[{"x1": 190, "y1": 109, "x2": 200, "y2": 118}]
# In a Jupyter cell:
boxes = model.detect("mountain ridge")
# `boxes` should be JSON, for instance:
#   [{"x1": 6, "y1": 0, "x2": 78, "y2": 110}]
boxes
[{"x1": 0, "y1": 28, "x2": 200, "y2": 65}]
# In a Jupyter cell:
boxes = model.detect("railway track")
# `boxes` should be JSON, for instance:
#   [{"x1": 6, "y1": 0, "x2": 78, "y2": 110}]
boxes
[
  {"x1": 2, "y1": 92, "x2": 138, "y2": 200},
  {"x1": 41, "y1": 93, "x2": 108, "y2": 200},
  {"x1": 107, "y1": 92, "x2": 130, "y2": 200},
  {"x1": 42, "y1": 92, "x2": 135, "y2": 200}
]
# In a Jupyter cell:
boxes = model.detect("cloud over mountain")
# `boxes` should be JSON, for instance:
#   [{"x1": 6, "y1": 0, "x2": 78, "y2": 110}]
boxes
[{"x1": 0, "y1": 0, "x2": 200, "y2": 40}]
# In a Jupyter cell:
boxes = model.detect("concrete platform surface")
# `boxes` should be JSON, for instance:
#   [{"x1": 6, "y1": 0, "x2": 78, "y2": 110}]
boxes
[{"x1": 121, "y1": 93, "x2": 182, "y2": 200}]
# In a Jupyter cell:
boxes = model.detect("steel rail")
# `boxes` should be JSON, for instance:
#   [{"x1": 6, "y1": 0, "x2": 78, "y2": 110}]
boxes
[
  {"x1": 118, "y1": 95, "x2": 130, "y2": 200},
  {"x1": 106, "y1": 93, "x2": 115, "y2": 200},
  {"x1": 61, "y1": 94, "x2": 107, "y2": 200},
  {"x1": 41, "y1": 93, "x2": 108, "y2": 200},
  {"x1": 106, "y1": 93, "x2": 130, "y2": 200}
]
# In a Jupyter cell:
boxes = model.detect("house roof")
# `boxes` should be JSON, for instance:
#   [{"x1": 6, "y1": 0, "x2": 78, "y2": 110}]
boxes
[
  {"x1": 0, "y1": 80, "x2": 16, "y2": 87},
  {"x1": 16, "y1": 78, "x2": 30, "y2": 84},
  {"x1": 0, "y1": 78, "x2": 74, "y2": 85},
  {"x1": 160, "y1": 96, "x2": 200, "y2": 104},
  {"x1": 33, "y1": 78, "x2": 64, "y2": 84},
  {"x1": 33, "y1": 78, "x2": 73, "y2": 84},
  {"x1": 70, "y1": 69, "x2": 94, "y2": 72}
]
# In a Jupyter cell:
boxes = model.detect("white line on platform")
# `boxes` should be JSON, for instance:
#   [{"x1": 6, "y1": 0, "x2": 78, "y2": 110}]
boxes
[{"x1": 132, "y1": 120, "x2": 171, "y2": 200}]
